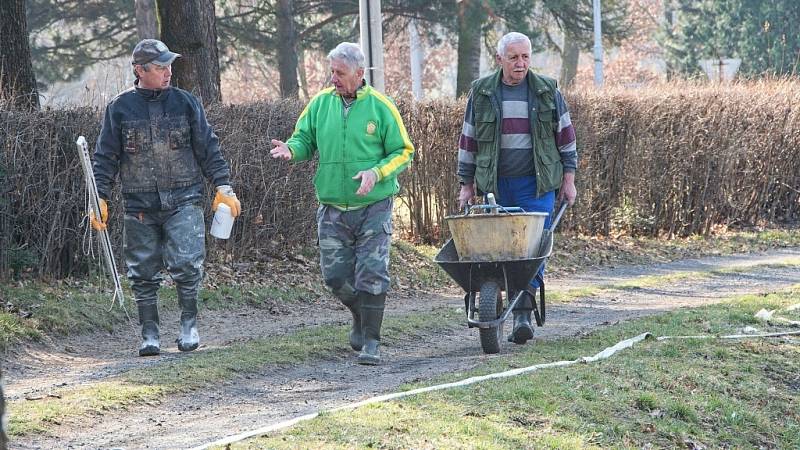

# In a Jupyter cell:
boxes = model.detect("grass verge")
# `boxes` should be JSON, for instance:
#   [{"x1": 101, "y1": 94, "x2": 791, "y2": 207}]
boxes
[
  {"x1": 4, "y1": 229, "x2": 800, "y2": 350},
  {"x1": 6, "y1": 307, "x2": 463, "y2": 437},
  {"x1": 237, "y1": 289, "x2": 800, "y2": 449},
  {"x1": 548, "y1": 259, "x2": 800, "y2": 303},
  {"x1": 0, "y1": 240, "x2": 441, "y2": 351}
]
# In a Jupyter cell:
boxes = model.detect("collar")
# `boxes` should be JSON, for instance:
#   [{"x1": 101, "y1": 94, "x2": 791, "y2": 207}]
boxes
[
  {"x1": 479, "y1": 70, "x2": 550, "y2": 96},
  {"x1": 134, "y1": 81, "x2": 169, "y2": 100},
  {"x1": 331, "y1": 79, "x2": 369, "y2": 99}
]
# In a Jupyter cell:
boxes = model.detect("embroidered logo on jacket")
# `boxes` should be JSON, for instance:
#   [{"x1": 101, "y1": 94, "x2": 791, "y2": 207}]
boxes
[{"x1": 366, "y1": 121, "x2": 377, "y2": 136}]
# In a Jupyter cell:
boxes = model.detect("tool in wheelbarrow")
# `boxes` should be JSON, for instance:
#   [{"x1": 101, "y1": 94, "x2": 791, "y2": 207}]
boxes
[{"x1": 434, "y1": 201, "x2": 568, "y2": 354}]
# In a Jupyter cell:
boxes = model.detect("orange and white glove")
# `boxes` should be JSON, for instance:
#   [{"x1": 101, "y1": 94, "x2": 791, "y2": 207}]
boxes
[
  {"x1": 212, "y1": 185, "x2": 241, "y2": 218},
  {"x1": 90, "y1": 198, "x2": 108, "y2": 231}
]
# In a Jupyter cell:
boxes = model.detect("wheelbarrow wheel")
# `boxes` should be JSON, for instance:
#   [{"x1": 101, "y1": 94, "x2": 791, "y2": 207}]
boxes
[{"x1": 478, "y1": 281, "x2": 503, "y2": 354}]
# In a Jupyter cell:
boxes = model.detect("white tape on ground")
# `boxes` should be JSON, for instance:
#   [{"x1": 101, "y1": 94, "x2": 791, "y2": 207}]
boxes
[
  {"x1": 191, "y1": 334, "x2": 650, "y2": 450},
  {"x1": 189, "y1": 297, "x2": 800, "y2": 450},
  {"x1": 193, "y1": 330, "x2": 800, "y2": 449}
]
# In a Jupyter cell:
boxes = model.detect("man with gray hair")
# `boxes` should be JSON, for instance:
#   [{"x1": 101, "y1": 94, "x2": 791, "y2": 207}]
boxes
[
  {"x1": 457, "y1": 31, "x2": 578, "y2": 345},
  {"x1": 270, "y1": 42, "x2": 414, "y2": 365},
  {"x1": 91, "y1": 39, "x2": 241, "y2": 356}
]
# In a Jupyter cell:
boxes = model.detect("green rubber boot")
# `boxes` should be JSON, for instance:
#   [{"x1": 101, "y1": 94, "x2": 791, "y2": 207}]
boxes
[
  {"x1": 137, "y1": 302, "x2": 160, "y2": 357},
  {"x1": 338, "y1": 291, "x2": 363, "y2": 351},
  {"x1": 507, "y1": 290, "x2": 534, "y2": 345},
  {"x1": 357, "y1": 292, "x2": 386, "y2": 365}
]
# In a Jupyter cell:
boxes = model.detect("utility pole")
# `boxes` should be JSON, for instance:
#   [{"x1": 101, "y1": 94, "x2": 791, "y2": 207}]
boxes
[
  {"x1": 408, "y1": 19, "x2": 423, "y2": 100},
  {"x1": 359, "y1": 0, "x2": 385, "y2": 92},
  {"x1": 593, "y1": 0, "x2": 604, "y2": 87}
]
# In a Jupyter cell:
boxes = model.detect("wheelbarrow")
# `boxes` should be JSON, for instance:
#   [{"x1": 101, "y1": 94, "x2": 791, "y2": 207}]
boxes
[{"x1": 434, "y1": 202, "x2": 567, "y2": 354}]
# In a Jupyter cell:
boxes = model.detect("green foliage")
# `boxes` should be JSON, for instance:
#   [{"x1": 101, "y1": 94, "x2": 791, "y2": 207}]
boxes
[
  {"x1": 26, "y1": 0, "x2": 136, "y2": 87},
  {"x1": 610, "y1": 195, "x2": 655, "y2": 236},
  {"x1": 661, "y1": 0, "x2": 800, "y2": 77},
  {"x1": 217, "y1": 0, "x2": 456, "y2": 67},
  {"x1": 6, "y1": 246, "x2": 39, "y2": 277},
  {"x1": 537, "y1": 0, "x2": 631, "y2": 51}
]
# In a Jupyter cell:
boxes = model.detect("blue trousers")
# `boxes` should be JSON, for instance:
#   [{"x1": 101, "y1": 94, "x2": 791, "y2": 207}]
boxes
[{"x1": 493, "y1": 176, "x2": 555, "y2": 291}]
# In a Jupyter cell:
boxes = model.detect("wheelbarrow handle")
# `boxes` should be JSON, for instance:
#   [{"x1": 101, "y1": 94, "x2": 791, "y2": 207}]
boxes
[
  {"x1": 464, "y1": 204, "x2": 525, "y2": 215},
  {"x1": 550, "y1": 202, "x2": 569, "y2": 231}
]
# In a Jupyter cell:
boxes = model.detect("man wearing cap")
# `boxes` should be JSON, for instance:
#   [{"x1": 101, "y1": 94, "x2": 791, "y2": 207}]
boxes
[{"x1": 91, "y1": 39, "x2": 241, "y2": 356}]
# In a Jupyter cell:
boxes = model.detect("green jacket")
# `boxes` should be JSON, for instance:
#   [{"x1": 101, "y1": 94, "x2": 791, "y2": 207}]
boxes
[
  {"x1": 287, "y1": 83, "x2": 414, "y2": 209},
  {"x1": 470, "y1": 70, "x2": 563, "y2": 197}
]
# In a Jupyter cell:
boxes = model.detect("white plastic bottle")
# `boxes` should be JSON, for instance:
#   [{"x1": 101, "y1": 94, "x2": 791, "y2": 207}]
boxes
[{"x1": 210, "y1": 203, "x2": 234, "y2": 239}]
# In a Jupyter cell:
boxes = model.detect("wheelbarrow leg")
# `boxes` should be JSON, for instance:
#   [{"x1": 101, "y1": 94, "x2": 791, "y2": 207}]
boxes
[{"x1": 507, "y1": 290, "x2": 534, "y2": 345}]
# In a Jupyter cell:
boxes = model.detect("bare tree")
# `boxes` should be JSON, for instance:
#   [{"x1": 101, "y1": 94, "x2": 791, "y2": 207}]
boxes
[
  {"x1": 559, "y1": 31, "x2": 580, "y2": 89},
  {"x1": 158, "y1": 0, "x2": 221, "y2": 104},
  {"x1": 0, "y1": 0, "x2": 39, "y2": 110},
  {"x1": 276, "y1": 0, "x2": 299, "y2": 98},
  {"x1": 135, "y1": 0, "x2": 158, "y2": 40},
  {"x1": 0, "y1": 369, "x2": 5, "y2": 450}
]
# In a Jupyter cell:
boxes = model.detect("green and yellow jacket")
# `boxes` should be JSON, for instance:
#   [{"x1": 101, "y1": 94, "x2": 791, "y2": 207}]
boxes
[{"x1": 287, "y1": 83, "x2": 414, "y2": 209}]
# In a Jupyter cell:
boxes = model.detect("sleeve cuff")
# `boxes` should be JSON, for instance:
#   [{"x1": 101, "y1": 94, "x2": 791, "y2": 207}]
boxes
[{"x1": 371, "y1": 167, "x2": 383, "y2": 182}]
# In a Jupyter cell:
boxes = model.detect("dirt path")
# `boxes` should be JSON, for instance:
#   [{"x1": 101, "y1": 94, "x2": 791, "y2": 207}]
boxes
[{"x1": 6, "y1": 248, "x2": 800, "y2": 449}]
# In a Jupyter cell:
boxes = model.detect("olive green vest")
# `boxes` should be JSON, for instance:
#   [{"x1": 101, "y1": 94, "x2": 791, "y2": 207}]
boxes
[{"x1": 470, "y1": 70, "x2": 563, "y2": 197}]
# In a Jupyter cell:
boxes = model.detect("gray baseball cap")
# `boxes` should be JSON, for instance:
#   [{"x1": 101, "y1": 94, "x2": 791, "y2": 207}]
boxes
[{"x1": 131, "y1": 39, "x2": 181, "y2": 66}]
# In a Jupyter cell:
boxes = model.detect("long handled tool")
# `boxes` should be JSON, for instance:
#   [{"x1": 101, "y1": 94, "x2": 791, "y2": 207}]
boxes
[{"x1": 76, "y1": 136, "x2": 125, "y2": 307}]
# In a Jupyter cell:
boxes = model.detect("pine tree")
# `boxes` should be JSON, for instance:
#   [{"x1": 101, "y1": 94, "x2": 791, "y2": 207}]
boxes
[{"x1": 662, "y1": 0, "x2": 800, "y2": 77}]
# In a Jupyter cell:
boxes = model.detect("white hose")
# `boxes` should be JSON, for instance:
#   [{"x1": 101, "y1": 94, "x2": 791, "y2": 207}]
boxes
[
  {"x1": 76, "y1": 136, "x2": 125, "y2": 308},
  {"x1": 191, "y1": 327, "x2": 799, "y2": 450}
]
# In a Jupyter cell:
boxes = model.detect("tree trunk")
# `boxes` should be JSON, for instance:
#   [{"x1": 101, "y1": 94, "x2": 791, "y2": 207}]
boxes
[
  {"x1": 455, "y1": 0, "x2": 484, "y2": 97},
  {"x1": 135, "y1": 0, "x2": 158, "y2": 40},
  {"x1": 0, "y1": 368, "x2": 6, "y2": 450},
  {"x1": 158, "y1": 0, "x2": 221, "y2": 104},
  {"x1": 297, "y1": 46, "x2": 310, "y2": 102},
  {"x1": 275, "y1": 0, "x2": 299, "y2": 98},
  {"x1": 559, "y1": 31, "x2": 580, "y2": 89},
  {"x1": 0, "y1": 0, "x2": 39, "y2": 110},
  {"x1": 408, "y1": 19, "x2": 424, "y2": 100}
]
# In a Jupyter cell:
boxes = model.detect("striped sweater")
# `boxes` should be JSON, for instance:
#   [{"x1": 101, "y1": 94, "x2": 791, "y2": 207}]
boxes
[{"x1": 457, "y1": 77, "x2": 577, "y2": 184}]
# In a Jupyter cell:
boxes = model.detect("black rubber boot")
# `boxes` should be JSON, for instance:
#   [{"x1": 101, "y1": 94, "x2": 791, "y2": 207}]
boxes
[
  {"x1": 357, "y1": 292, "x2": 386, "y2": 365},
  {"x1": 138, "y1": 302, "x2": 160, "y2": 357},
  {"x1": 176, "y1": 295, "x2": 199, "y2": 352},
  {"x1": 507, "y1": 291, "x2": 534, "y2": 345},
  {"x1": 339, "y1": 295, "x2": 364, "y2": 351}
]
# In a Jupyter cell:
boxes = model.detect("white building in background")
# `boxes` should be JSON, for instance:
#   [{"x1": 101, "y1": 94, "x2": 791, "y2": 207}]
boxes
[{"x1": 699, "y1": 58, "x2": 742, "y2": 82}]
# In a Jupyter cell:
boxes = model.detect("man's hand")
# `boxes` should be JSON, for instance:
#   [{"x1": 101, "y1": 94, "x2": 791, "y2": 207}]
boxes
[
  {"x1": 558, "y1": 172, "x2": 577, "y2": 206},
  {"x1": 458, "y1": 183, "x2": 475, "y2": 209},
  {"x1": 213, "y1": 185, "x2": 242, "y2": 217},
  {"x1": 269, "y1": 139, "x2": 292, "y2": 160},
  {"x1": 90, "y1": 198, "x2": 108, "y2": 231},
  {"x1": 353, "y1": 170, "x2": 377, "y2": 196}
]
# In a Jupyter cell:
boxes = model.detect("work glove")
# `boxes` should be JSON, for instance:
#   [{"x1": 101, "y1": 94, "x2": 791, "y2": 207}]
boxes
[
  {"x1": 212, "y1": 185, "x2": 241, "y2": 218},
  {"x1": 90, "y1": 198, "x2": 108, "y2": 231}
]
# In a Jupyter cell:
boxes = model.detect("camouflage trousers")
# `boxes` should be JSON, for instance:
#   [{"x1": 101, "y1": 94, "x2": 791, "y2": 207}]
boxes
[
  {"x1": 317, "y1": 197, "x2": 393, "y2": 297},
  {"x1": 123, "y1": 203, "x2": 206, "y2": 305}
]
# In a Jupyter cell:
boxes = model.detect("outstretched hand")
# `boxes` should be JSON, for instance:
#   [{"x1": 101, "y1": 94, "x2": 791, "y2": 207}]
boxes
[{"x1": 269, "y1": 139, "x2": 292, "y2": 160}]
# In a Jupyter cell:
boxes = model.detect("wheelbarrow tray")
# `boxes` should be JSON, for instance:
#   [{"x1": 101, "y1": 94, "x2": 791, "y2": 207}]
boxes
[
  {"x1": 446, "y1": 211, "x2": 548, "y2": 262},
  {"x1": 434, "y1": 237, "x2": 550, "y2": 294}
]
